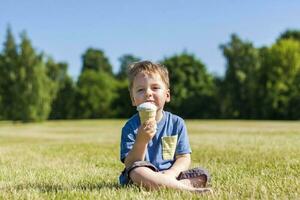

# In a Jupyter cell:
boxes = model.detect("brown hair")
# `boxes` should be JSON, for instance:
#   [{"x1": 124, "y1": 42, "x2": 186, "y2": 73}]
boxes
[{"x1": 127, "y1": 61, "x2": 170, "y2": 91}]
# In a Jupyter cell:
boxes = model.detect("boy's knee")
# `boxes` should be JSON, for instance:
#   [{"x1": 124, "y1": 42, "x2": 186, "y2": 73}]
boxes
[
  {"x1": 129, "y1": 166, "x2": 154, "y2": 183},
  {"x1": 129, "y1": 167, "x2": 161, "y2": 189},
  {"x1": 119, "y1": 161, "x2": 158, "y2": 186}
]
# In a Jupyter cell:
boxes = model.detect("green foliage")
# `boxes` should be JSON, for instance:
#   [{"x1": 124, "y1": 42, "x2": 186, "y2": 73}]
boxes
[
  {"x1": 220, "y1": 34, "x2": 261, "y2": 119},
  {"x1": 111, "y1": 80, "x2": 136, "y2": 118},
  {"x1": 162, "y1": 53, "x2": 218, "y2": 118},
  {"x1": 81, "y1": 48, "x2": 112, "y2": 74},
  {"x1": 49, "y1": 76, "x2": 76, "y2": 119},
  {"x1": 277, "y1": 29, "x2": 300, "y2": 42},
  {"x1": 75, "y1": 70, "x2": 117, "y2": 118},
  {"x1": 45, "y1": 59, "x2": 76, "y2": 119},
  {"x1": 14, "y1": 32, "x2": 54, "y2": 121},
  {"x1": 46, "y1": 59, "x2": 68, "y2": 82},
  {"x1": 0, "y1": 29, "x2": 54, "y2": 122},
  {"x1": 260, "y1": 39, "x2": 300, "y2": 119},
  {"x1": 111, "y1": 54, "x2": 141, "y2": 118},
  {"x1": 1, "y1": 26, "x2": 300, "y2": 121},
  {"x1": 0, "y1": 27, "x2": 18, "y2": 120}
]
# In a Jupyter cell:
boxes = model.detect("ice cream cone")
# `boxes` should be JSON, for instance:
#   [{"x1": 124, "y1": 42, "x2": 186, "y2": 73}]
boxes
[{"x1": 137, "y1": 102, "x2": 157, "y2": 124}]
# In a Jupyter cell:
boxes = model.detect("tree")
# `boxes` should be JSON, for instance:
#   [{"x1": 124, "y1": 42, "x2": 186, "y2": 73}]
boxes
[
  {"x1": 110, "y1": 54, "x2": 141, "y2": 118},
  {"x1": 111, "y1": 80, "x2": 136, "y2": 118},
  {"x1": 49, "y1": 76, "x2": 76, "y2": 119},
  {"x1": 81, "y1": 48, "x2": 112, "y2": 74},
  {"x1": 46, "y1": 58, "x2": 68, "y2": 84},
  {"x1": 11, "y1": 32, "x2": 54, "y2": 121},
  {"x1": 75, "y1": 70, "x2": 117, "y2": 118},
  {"x1": 288, "y1": 71, "x2": 300, "y2": 119},
  {"x1": 46, "y1": 59, "x2": 76, "y2": 119},
  {"x1": 260, "y1": 39, "x2": 300, "y2": 119},
  {"x1": 161, "y1": 52, "x2": 218, "y2": 118},
  {"x1": 0, "y1": 26, "x2": 18, "y2": 119},
  {"x1": 277, "y1": 29, "x2": 300, "y2": 42},
  {"x1": 45, "y1": 59, "x2": 67, "y2": 107},
  {"x1": 117, "y1": 54, "x2": 141, "y2": 80},
  {"x1": 220, "y1": 34, "x2": 261, "y2": 119}
]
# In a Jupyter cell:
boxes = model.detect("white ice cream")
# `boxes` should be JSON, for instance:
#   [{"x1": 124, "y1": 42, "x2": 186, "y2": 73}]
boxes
[{"x1": 137, "y1": 102, "x2": 157, "y2": 112}]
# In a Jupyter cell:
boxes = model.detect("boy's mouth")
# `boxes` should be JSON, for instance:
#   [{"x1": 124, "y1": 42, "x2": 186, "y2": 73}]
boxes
[{"x1": 145, "y1": 100, "x2": 155, "y2": 104}]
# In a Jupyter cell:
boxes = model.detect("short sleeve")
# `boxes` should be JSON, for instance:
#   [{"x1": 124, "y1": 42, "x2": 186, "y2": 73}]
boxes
[
  {"x1": 120, "y1": 125, "x2": 136, "y2": 163},
  {"x1": 175, "y1": 119, "x2": 192, "y2": 155}
]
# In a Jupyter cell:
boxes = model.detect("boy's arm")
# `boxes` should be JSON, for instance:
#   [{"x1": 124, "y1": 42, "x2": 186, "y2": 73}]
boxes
[
  {"x1": 124, "y1": 136, "x2": 148, "y2": 169},
  {"x1": 124, "y1": 120, "x2": 157, "y2": 169},
  {"x1": 161, "y1": 153, "x2": 191, "y2": 178}
]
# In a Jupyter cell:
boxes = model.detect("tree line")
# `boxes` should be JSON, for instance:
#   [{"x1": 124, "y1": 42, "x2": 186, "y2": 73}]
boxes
[{"x1": 0, "y1": 27, "x2": 300, "y2": 122}]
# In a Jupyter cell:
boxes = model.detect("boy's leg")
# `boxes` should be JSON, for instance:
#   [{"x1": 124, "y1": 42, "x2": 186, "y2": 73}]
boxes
[{"x1": 129, "y1": 166, "x2": 211, "y2": 193}]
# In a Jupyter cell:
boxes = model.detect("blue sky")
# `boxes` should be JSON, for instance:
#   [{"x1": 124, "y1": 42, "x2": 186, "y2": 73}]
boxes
[{"x1": 1, "y1": 0, "x2": 300, "y2": 79}]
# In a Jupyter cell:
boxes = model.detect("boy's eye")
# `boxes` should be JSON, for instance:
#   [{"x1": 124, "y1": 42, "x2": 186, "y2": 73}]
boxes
[
  {"x1": 137, "y1": 89, "x2": 144, "y2": 92},
  {"x1": 153, "y1": 86, "x2": 161, "y2": 90}
]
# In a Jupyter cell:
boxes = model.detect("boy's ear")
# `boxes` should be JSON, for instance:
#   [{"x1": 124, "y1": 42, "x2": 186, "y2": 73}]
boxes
[{"x1": 166, "y1": 89, "x2": 171, "y2": 103}]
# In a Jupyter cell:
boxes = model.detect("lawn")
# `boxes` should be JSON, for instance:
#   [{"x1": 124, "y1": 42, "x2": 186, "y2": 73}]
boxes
[{"x1": 0, "y1": 120, "x2": 299, "y2": 199}]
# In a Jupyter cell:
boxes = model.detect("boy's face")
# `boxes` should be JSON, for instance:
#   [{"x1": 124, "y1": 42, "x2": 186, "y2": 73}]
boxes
[{"x1": 131, "y1": 72, "x2": 170, "y2": 111}]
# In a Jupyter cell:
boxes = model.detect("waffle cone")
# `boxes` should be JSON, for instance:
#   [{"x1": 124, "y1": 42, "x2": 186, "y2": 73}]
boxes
[{"x1": 139, "y1": 110, "x2": 156, "y2": 124}]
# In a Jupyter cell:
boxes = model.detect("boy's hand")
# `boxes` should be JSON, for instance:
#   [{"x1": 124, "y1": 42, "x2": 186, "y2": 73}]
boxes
[{"x1": 136, "y1": 119, "x2": 157, "y2": 143}]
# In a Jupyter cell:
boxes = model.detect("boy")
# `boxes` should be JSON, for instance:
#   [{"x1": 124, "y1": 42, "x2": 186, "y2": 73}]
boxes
[{"x1": 119, "y1": 61, "x2": 212, "y2": 193}]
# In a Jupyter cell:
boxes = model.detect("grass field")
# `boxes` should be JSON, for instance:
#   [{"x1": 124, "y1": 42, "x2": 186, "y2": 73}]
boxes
[{"x1": 0, "y1": 120, "x2": 299, "y2": 199}]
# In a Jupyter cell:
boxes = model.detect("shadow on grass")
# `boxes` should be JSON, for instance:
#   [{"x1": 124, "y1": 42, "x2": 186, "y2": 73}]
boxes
[{"x1": 11, "y1": 182, "x2": 121, "y2": 193}]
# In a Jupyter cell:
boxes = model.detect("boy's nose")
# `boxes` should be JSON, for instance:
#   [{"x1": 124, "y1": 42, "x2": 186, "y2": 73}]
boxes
[{"x1": 145, "y1": 88, "x2": 153, "y2": 97}]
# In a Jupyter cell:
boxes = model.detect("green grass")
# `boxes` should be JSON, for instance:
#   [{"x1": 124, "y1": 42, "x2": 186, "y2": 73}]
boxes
[{"x1": 0, "y1": 120, "x2": 299, "y2": 199}]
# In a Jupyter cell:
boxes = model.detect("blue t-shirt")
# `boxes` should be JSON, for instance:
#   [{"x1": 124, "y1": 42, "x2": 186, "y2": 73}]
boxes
[{"x1": 120, "y1": 111, "x2": 191, "y2": 171}]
